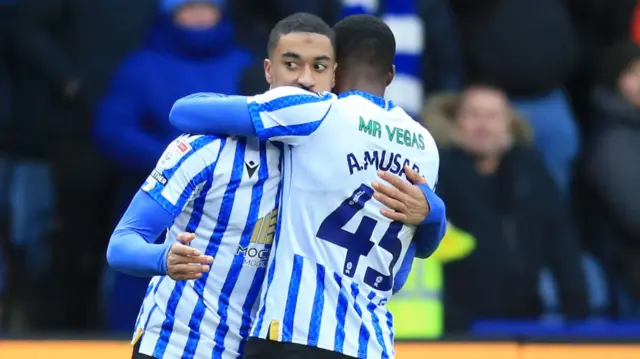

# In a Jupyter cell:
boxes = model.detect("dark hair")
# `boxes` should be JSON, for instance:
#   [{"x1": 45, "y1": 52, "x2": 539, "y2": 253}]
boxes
[
  {"x1": 267, "y1": 13, "x2": 336, "y2": 55},
  {"x1": 333, "y1": 14, "x2": 396, "y2": 76},
  {"x1": 597, "y1": 41, "x2": 640, "y2": 89}
]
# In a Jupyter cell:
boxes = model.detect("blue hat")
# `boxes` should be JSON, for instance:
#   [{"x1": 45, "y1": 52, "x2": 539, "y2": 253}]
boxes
[{"x1": 160, "y1": 0, "x2": 225, "y2": 13}]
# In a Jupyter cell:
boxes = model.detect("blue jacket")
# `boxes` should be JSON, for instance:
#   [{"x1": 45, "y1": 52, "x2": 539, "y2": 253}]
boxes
[{"x1": 94, "y1": 13, "x2": 252, "y2": 172}]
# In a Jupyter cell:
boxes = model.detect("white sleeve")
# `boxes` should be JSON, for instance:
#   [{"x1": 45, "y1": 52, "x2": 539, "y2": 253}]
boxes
[
  {"x1": 246, "y1": 86, "x2": 336, "y2": 146},
  {"x1": 141, "y1": 135, "x2": 224, "y2": 216},
  {"x1": 419, "y1": 131, "x2": 440, "y2": 191}
]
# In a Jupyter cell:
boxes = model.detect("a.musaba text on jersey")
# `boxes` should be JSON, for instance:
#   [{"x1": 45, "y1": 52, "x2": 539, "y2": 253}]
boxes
[{"x1": 346, "y1": 149, "x2": 421, "y2": 177}]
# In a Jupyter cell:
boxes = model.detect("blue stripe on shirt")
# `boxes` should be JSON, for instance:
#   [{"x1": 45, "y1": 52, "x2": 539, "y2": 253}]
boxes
[
  {"x1": 350, "y1": 283, "x2": 369, "y2": 357},
  {"x1": 366, "y1": 291, "x2": 388, "y2": 359},
  {"x1": 178, "y1": 139, "x2": 247, "y2": 359},
  {"x1": 333, "y1": 273, "x2": 349, "y2": 353},
  {"x1": 134, "y1": 281, "x2": 156, "y2": 330},
  {"x1": 151, "y1": 138, "x2": 227, "y2": 358},
  {"x1": 282, "y1": 254, "x2": 304, "y2": 342},
  {"x1": 210, "y1": 141, "x2": 269, "y2": 359},
  {"x1": 307, "y1": 264, "x2": 325, "y2": 346},
  {"x1": 237, "y1": 141, "x2": 271, "y2": 357},
  {"x1": 143, "y1": 276, "x2": 166, "y2": 334},
  {"x1": 252, "y1": 146, "x2": 284, "y2": 338}
]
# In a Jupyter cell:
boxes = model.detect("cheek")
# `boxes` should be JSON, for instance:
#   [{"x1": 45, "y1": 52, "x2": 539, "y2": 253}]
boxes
[
  {"x1": 269, "y1": 68, "x2": 298, "y2": 86},
  {"x1": 314, "y1": 73, "x2": 334, "y2": 92}
]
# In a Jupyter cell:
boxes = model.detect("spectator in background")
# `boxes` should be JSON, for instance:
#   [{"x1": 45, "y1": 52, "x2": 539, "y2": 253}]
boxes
[
  {"x1": 423, "y1": 86, "x2": 588, "y2": 333},
  {"x1": 564, "y1": 0, "x2": 637, "y2": 122},
  {"x1": 8, "y1": 0, "x2": 157, "y2": 331},
  {"x1": 341, "y1": 0, "x2": 461, "y2": 117},
  {"x1": 449, "y1": 0, "x2": 580, "y2": 195},
  {"x1": 582, "y1": 41, "x2": 640, "y2": 318},
  {"x1": 94, "y1": 0, "x2": 253, "y2": 333}
]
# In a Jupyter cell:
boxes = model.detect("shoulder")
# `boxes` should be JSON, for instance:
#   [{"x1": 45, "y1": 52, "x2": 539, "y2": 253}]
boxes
[
  {"x1": 156, "y1": 134, "x2": 227, "y2": 173},
  {"x1": 250, "y1": 86, "x2": 336, "y2": 106}
]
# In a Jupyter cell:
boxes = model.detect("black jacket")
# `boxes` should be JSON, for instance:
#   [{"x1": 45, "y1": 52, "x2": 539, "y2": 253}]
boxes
[{"x1": 437, "y1": 147, "x2": 588, "y2": 331}]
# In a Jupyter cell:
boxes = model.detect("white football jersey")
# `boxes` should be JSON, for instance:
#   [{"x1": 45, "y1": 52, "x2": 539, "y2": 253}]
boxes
[
  {"x1": 134, "y1": 134, "x2": 282, "y2": 359},
  {"x1": 245, "y1": 87, "x2": 439, "y2": 358}
]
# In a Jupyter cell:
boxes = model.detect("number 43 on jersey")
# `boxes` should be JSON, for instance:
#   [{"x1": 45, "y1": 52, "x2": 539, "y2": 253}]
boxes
[{"x1": 316, "y1": 184, "x2": 403, "y2": 292}]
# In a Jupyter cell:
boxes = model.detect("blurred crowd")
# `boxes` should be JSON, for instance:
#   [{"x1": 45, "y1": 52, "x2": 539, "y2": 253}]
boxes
[{"x1": 1, "y1": 0, "x2": 640, "y2": 338}]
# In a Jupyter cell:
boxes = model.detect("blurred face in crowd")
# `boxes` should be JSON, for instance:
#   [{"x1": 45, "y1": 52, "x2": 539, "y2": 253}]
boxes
[
  {"x1": 174, "y1": 2, "x2": 221, "y2": 29},
  {"x1": 265, "y1": 32, "x2": 336, "y2": 92},
  {"x1": 619, "y1": 60, "x2": 640, "y2": 106},
  {"x1": 455, "y1": 86, "x2": 512, "y2": 157}
]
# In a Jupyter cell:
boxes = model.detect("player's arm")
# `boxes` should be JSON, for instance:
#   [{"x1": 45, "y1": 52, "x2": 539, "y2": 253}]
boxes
[
  {"x1": 106, "y1": 135, "x2": 223, "y2": 277},
  {"x1": 373, "y1": 167, "x2": 446, "y2": 258},
  {"x1": 170, "y1": 86, "x2": 335, "y2": 145},
  {"x1": 393, "y1": 242, "x2": 416, "y2": 294},
  {"x1": 414, "y1": 184, "x2": 446, "y2": 258},
  {"x1": 106, "y1": 190, "x2": 176, "y2": 277}
]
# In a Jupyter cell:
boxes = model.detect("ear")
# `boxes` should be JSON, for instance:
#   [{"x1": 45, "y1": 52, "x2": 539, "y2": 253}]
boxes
[
  {"x1": 264, "y1": 58, "x2": 272, "y2": 85},
  {"x1": 386, "y1": 65, "x2": 395, "y2": 87},
  {"x1": 332, "y1": 63, "x2": 338, "y2": 88}
]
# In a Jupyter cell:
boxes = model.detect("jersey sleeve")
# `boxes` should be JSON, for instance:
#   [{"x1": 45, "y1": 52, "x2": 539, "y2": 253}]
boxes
[
  {"x1": 141, "y1": 134, "x2": 225, "y2": 217},
  {"x1": 246, "y1": 86, "x2": 336, "y2": 146},
  {"x1": 419, "y1": 131, "x2": 440, "y2": 191}
]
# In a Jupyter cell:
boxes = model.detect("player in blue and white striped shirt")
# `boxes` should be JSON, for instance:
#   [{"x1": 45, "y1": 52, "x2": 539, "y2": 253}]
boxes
[
  {"x1": 168, "y1": 14, "x2": 446, "y2": 359},
  {"x1": 105, "y1": 14, "x2": 339, "y2": 359}
]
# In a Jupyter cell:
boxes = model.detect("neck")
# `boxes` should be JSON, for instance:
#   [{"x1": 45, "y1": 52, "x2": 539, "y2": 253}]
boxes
[
  {"x1": 475, "y1": 155, "x2": 500, "y2": 175},
  {"x1": 336, "y1": 72, "x2": 386, "y2": 98}
]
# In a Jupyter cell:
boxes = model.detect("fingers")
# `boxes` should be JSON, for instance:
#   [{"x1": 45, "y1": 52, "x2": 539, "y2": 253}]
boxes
[
  {"x1": 169, "y1": 263, "x2": 210, "y2": 280},
  {"x1": 372, "y1": 179, "x2": 408, "y2": 207},
  {"x1": 403, "y1": 165, "x2": 428, "y2": 185},
  {"x1": 176, "y1": 232, "x2": 196, "y2": 244},
  {"x1": 380, "y1": 208, "x2": 407, "y2": 222},
  {"x1": 372, "y1": 191, "x2": 406, "y2": 213},
  {"x1": 170, "y1": 242, "x2": 202, "y2": 256},
  {"x1": 169, "y1": 243, "x2": 214, "y2": 264},
  {"x1": 377, "y1": 170, "x2": 411, "y2": 192}
]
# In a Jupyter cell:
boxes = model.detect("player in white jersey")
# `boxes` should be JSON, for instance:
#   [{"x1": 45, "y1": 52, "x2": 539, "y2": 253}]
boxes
[
  {"x1": 105, "y1": 14, "x2": 342, "y2": 359},
  {"x1": 168, "y1": 15, "x2": 445, "y2": 359}
]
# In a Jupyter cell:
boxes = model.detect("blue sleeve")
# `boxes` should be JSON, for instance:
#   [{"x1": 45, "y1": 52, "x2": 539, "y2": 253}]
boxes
[
  {"x1": 106, "y1": 189, "x2": 175, "y2": 277},
  {"x1": 93, "y1": 57, "x2": 169, "y2": 171},
  {"x1": 170, "y1": 93, "x2": 256, "y2": 136},
  {"x1": 170, "y1": 87, "x2": 333, "y2": 146},
  {"x1": 393, "y1": 242, "x2": 416, "y2": 294},
  {"x1": 413, "y1": 183, "x2": 447, "y2": 258}
]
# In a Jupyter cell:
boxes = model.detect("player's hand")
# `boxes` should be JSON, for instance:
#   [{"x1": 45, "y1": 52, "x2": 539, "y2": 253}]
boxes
[
  {"x1": 166, "y1": 232, "x2": 214, "y2": 281},
  {"x1": 372, "y1": 165, "x2": 430, "y2": 225}
]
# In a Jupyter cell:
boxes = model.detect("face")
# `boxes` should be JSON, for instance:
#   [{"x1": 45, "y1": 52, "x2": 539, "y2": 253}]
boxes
[
  {"x1": 619, "y1": 60, "x2": 640, "y2": 106},
  {"x1": 174, "y1": 3, "x2": 220, "y2": 29},
  {"x1": 455, "y1": 87, "x2": 512, "y2": 157},
  {"x1": 265, "y1": 32, "x2": 336, "y2": 92}
]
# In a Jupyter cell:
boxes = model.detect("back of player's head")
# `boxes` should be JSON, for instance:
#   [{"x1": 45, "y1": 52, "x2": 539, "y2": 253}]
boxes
[
  {"x1": 267, "y1": 13, "x2": 336, "y2": 56},
  {"x1": 333, "y1": 15, "x2": 396, "y2": 77}
]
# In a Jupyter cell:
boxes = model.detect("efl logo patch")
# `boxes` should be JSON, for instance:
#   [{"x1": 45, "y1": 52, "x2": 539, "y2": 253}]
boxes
[
  {"x1": 176, "y1": 138, "x2": 191, "y2": 153},
  {"x1": 157, "y1": 137, "x2": 192, "y2": 170}
]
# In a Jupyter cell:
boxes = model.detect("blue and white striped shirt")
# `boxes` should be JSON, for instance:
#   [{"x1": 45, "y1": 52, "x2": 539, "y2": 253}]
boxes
[
  {"x1": 134, "y1": 134, "x2": 282, "y2": 359},
  {"x1": 246, "y1": 87, "x2": 440, "y2": 359}
]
